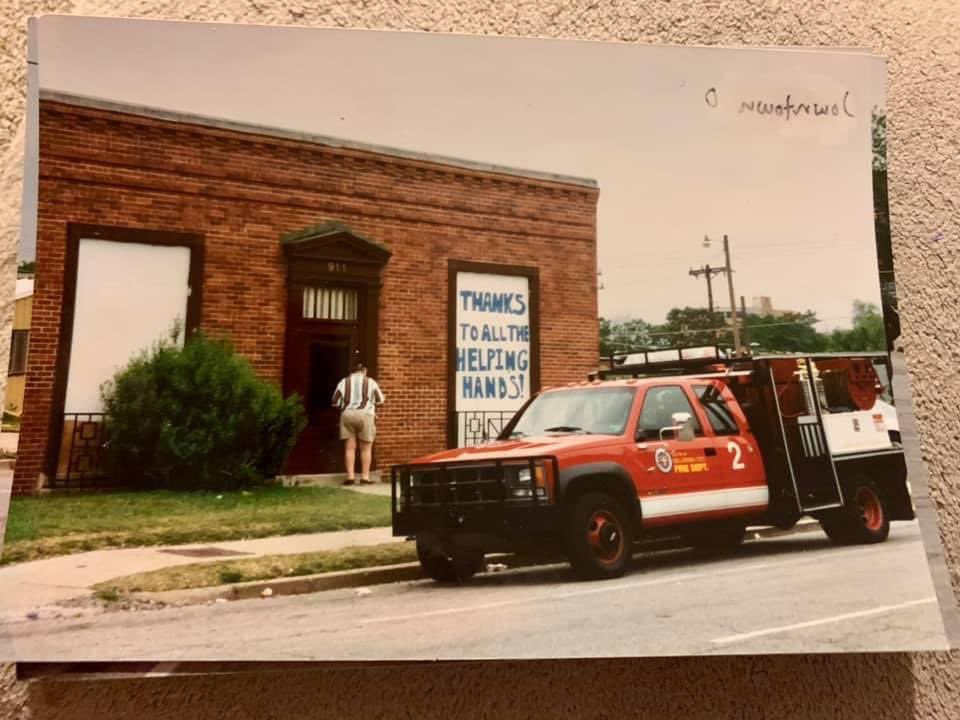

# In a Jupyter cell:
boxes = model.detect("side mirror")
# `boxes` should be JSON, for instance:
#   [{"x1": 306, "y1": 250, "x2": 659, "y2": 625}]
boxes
[
  {"x1": 659, "y1": 411, "x2": 695, "y2": 442},
  {"x1": 675, "y1": 412, "x2": 696, "y2": 442}
]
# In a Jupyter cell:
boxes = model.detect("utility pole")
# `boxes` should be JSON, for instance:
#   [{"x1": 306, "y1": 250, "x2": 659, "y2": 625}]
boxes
[
  {"x1": 723, "y1": 235, "x2": 742, "y2": 355},
  {"x1": 740, "y1": 295, "x2": 750, "y2": 352},
  {"x1": 701, "y1": 234, "x2": 743, "y2": 356},
  {"x1": 688, "y1": 264, "x2": 723, "y2": 314}
]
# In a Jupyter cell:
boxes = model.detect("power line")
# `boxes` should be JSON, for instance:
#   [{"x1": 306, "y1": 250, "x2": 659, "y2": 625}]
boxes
[
  {"x1": 605, "y1": 316, "x2": 848, "y2": 343},
  {"x1": 647, "y1": 319, "x2": 825, "y2": 337}
]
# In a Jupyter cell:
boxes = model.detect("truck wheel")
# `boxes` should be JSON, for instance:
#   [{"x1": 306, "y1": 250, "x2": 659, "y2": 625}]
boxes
[
  {"x1": 692, "y1": 521, "x2": 747, "y2": 556},
  {"x1": 564, "y1": 492, "x2": 633, "y2": 580},
  {"x1": 415, "y1": 536, "x2": 485, "y2": 583},
  {"x1": 819, "y1": 481, "x2": 890, "y2": 545}
]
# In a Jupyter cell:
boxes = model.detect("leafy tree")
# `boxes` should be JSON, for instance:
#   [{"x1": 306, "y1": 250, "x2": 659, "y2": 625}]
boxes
[
  {"x1": 599, "y1": 317, "x2": 615, "y2": 356},
  {"x1": 872, "y1": 107, "x2": 898, "y2": 347},
  {"x1": 827, "y1": 301, "x2": 886, "y2": 352},
  {"x1": 744, "y1": 311, "x2": 829, "y2": 353},
  {"x1": 651, "y1": 307, "x2": 727, "y2": 348},
  {"x1": 599, "y1": 301, "x2": 882, "y2": 357},
  {"x1": 872, "y1": 108, "x2": 887, "y2": 172},
  {"x1": 17, "y1": 261, "x2": 34, "y2": 275},
  {"x1": 600, "y1": 316, "x2": 656, "y2": 355},
  {"x1": 101, "y1": 329, "x2": 306, "y2": 491}
]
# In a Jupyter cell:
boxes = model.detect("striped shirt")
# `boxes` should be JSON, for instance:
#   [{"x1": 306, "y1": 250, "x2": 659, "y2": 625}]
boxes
[{"x1": 332, "y1": 373, "x2": 385, "y2": 414}]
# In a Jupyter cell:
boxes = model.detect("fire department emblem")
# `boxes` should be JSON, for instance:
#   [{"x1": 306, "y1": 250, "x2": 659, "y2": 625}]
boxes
[{"x1": 654, "y1": 447, "x2": 673, "y2": 473}]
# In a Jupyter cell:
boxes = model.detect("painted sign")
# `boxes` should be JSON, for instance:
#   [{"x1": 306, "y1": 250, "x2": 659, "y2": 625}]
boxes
[{"x1": 455, "y1": 271, "x2": 532, "y2": 444}]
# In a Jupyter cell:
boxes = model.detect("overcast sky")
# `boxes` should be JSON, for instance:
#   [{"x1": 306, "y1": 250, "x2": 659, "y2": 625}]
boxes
[{"x1": 32, "y1": 16, "x2": 886, "y2": 329}]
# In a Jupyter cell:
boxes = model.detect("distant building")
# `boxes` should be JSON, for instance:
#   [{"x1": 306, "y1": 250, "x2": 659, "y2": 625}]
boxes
[
  {"x1": 4, "y1": 277, "x2": 34, "y2": 417},
  {"x1": 716, "y1": 296, "x2": 791, "y2": 319}
]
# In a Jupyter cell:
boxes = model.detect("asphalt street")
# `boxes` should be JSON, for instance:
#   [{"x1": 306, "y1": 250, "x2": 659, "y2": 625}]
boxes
[{"x1": 3, "y1": 522, "x2": 949, "y2": 661}]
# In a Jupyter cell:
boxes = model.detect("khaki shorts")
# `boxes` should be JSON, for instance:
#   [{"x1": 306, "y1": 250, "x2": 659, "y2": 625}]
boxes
[{"x1": 340, "y1": 409, "x2": 376, "y2": 442}]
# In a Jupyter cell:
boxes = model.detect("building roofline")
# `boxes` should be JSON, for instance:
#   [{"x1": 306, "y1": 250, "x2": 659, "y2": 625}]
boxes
[{"x1": 39, "y1": 89, "x2": 600, "y2": 191}]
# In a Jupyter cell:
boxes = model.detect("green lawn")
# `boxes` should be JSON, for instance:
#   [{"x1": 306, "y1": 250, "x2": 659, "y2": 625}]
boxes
[
  {"x1": 2, "y1": 486, "x2": 392, "y2": 565},
  {"x1": 93, "y1": 542, "x2": 418, "y2": 597}
]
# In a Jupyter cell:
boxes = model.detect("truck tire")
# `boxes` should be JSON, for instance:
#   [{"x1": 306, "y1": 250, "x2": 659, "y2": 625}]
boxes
[
  {"x1": 692, "y1": 521, "x2": 747, "y2": 556},
  {"x1": 819, "y1": 480, "x2": 890, "y2": 545},
  {"x1": 415, "y1": 536, "x2": 485, "y2": 583},
  {"x1": 564, "y1": 492, "x2": 634, "y2": 580}
]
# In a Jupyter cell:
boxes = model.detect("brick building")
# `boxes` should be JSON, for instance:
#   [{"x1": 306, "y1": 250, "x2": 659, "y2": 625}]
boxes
[{"x1": 12, "y1": 91, "x2": 599, "y2": 494}]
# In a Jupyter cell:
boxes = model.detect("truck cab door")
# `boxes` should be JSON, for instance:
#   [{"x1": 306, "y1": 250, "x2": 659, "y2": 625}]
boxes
[
  {"x1": 690, "y1": 380, "x2": 767, "y2": 494},
  {"x1": 629, "y1": 384, "x2": 725, "y2": 526}
]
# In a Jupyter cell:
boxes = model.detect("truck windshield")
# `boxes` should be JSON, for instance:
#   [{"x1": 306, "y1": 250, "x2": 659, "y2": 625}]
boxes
[{"x1": 506, "y1": 387, "x2": 636, "y2": 438}]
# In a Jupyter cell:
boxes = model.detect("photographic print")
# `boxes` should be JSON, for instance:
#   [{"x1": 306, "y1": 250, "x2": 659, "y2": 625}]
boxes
[{"x1": 0, "y1": 15, "x2": 953, "y2": 662}]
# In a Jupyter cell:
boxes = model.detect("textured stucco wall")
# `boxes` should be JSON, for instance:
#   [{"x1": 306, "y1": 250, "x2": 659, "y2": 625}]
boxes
[{"x1": 1, "y1": 1, "x2": 958, "y2": 718}]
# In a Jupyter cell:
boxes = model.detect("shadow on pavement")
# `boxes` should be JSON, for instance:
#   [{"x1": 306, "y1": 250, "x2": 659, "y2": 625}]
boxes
[{"x1": 423, "y1": 524, "x2": 918, "y2": 591}]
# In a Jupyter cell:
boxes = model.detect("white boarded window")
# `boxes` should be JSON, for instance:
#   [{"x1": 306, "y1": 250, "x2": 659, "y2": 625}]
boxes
[
  {"x1": 64, "y1": 239, "x2": 192, "y2": 414},
  {"x1": 455, "y1": 271, "x2": 532, "y2": 446},
  {"x1": 303, "y1": 287, "x2": 358, "y2": 321}
]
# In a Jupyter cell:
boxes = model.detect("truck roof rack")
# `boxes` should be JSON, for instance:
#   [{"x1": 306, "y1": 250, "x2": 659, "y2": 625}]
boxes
[
  {"x1": 597, "y1": 345, "x2": 740, "y2": 379},
  {"x1": 595, "y1": 345, "x2": 891, "y2": 380}
]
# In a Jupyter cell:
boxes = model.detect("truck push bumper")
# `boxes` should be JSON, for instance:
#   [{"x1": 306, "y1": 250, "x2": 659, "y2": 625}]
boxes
[{"x1": 391, "y1": 458, "x2": 560, "y2": 538}]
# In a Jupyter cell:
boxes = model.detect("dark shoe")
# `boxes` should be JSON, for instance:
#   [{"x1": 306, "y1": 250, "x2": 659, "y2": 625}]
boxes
[
  {"x1": 359, "y1": 478, "x2": 375, "y2": 485},
  {"x1": 343, "y1": 478, "x2": 356, "y2": 486}
]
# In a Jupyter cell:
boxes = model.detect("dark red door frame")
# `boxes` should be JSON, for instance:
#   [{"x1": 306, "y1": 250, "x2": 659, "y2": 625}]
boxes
[{"x1": 281, "y1": 223, "x2": 391, "y2": 475}]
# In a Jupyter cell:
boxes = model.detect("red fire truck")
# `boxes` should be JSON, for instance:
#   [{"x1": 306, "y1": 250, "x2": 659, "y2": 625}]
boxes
[{"x1": 391, "y1": 347, "x2": 913, "y2": 582}]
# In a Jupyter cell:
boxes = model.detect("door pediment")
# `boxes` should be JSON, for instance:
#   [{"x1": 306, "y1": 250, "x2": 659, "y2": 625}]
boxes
[{"x1": 282, "y1": 221, "x2": 392, "y2": 265}]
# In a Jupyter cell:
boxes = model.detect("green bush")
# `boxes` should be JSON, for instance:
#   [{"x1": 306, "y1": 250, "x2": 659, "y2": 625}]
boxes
[{"x1": 101, "y1": 330, "x2": 306, "y2": 491}]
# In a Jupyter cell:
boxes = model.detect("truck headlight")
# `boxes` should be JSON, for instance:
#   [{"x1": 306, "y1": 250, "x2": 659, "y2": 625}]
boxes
[{"x1": 508, "y1": 464, "x2": 550, "y2": 499}]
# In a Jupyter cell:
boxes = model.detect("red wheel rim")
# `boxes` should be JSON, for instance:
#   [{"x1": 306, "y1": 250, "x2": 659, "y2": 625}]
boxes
[
  {"x1": 587, "y1": 509, "x2": 624, "y2": 565},
  {"x1": 856, "y1": 487, "x2": 883, "y2": 532}
]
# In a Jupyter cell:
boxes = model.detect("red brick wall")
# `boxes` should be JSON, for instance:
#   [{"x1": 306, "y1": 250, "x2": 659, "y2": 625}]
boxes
[{"x1": 13, "y1": 99, "x2": 599, "y2": 494}]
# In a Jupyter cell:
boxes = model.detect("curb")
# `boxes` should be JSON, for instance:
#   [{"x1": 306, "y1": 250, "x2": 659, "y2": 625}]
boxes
[
  {"x1": 131, "y1": 561, "x2": 427, "y2": 605},
  {"x1": 125, "y1": 522, "x2": 825, "y2": 607}
]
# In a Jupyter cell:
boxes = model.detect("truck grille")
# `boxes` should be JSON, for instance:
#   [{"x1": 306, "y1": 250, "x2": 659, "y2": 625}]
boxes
[
  {"x1": 391, "y1": 457, "x2": 557, "y2": 514},
  {"x1": 405, "y1": 466, "x2": 507, "y2": 507}
]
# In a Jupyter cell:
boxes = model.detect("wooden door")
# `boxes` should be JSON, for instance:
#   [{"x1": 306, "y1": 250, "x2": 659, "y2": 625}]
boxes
[
  {"x1": 284, "y1": 324, "x2": 358, "y2": 474},
  {"x1": 283, "y1": 282, "x2": 363, "y2": 475}
]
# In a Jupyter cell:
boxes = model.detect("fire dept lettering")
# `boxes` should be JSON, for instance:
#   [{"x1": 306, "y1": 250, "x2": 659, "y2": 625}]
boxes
[
  {"x1": 674, "y1": 462, "x2": 709, "y2": 474},
  {"x1": 670, "y1": 449, "x2": 709, "y2": 474}
]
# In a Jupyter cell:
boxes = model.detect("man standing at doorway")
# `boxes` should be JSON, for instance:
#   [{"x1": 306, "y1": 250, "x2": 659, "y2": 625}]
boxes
[{"x1": 331, "y1": 362, "x2": 385, "y2": 485}]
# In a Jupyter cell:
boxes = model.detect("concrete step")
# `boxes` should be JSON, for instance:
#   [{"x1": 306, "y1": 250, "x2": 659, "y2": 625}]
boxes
[{"x1": 277, "y1": 471, "x2": 385, "y2": 488}]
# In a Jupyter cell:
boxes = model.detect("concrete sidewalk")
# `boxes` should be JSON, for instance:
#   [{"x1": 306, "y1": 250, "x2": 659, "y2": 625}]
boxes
[
  {"x1": 1, "y1": 473, "x2": 395, "y2": 619},
  {"x1": 0, "y1": 469, "x2": 11, "y2": 561},
  {"x1": 1, "y1": 522, "x2": 401, "y2": 621}
]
